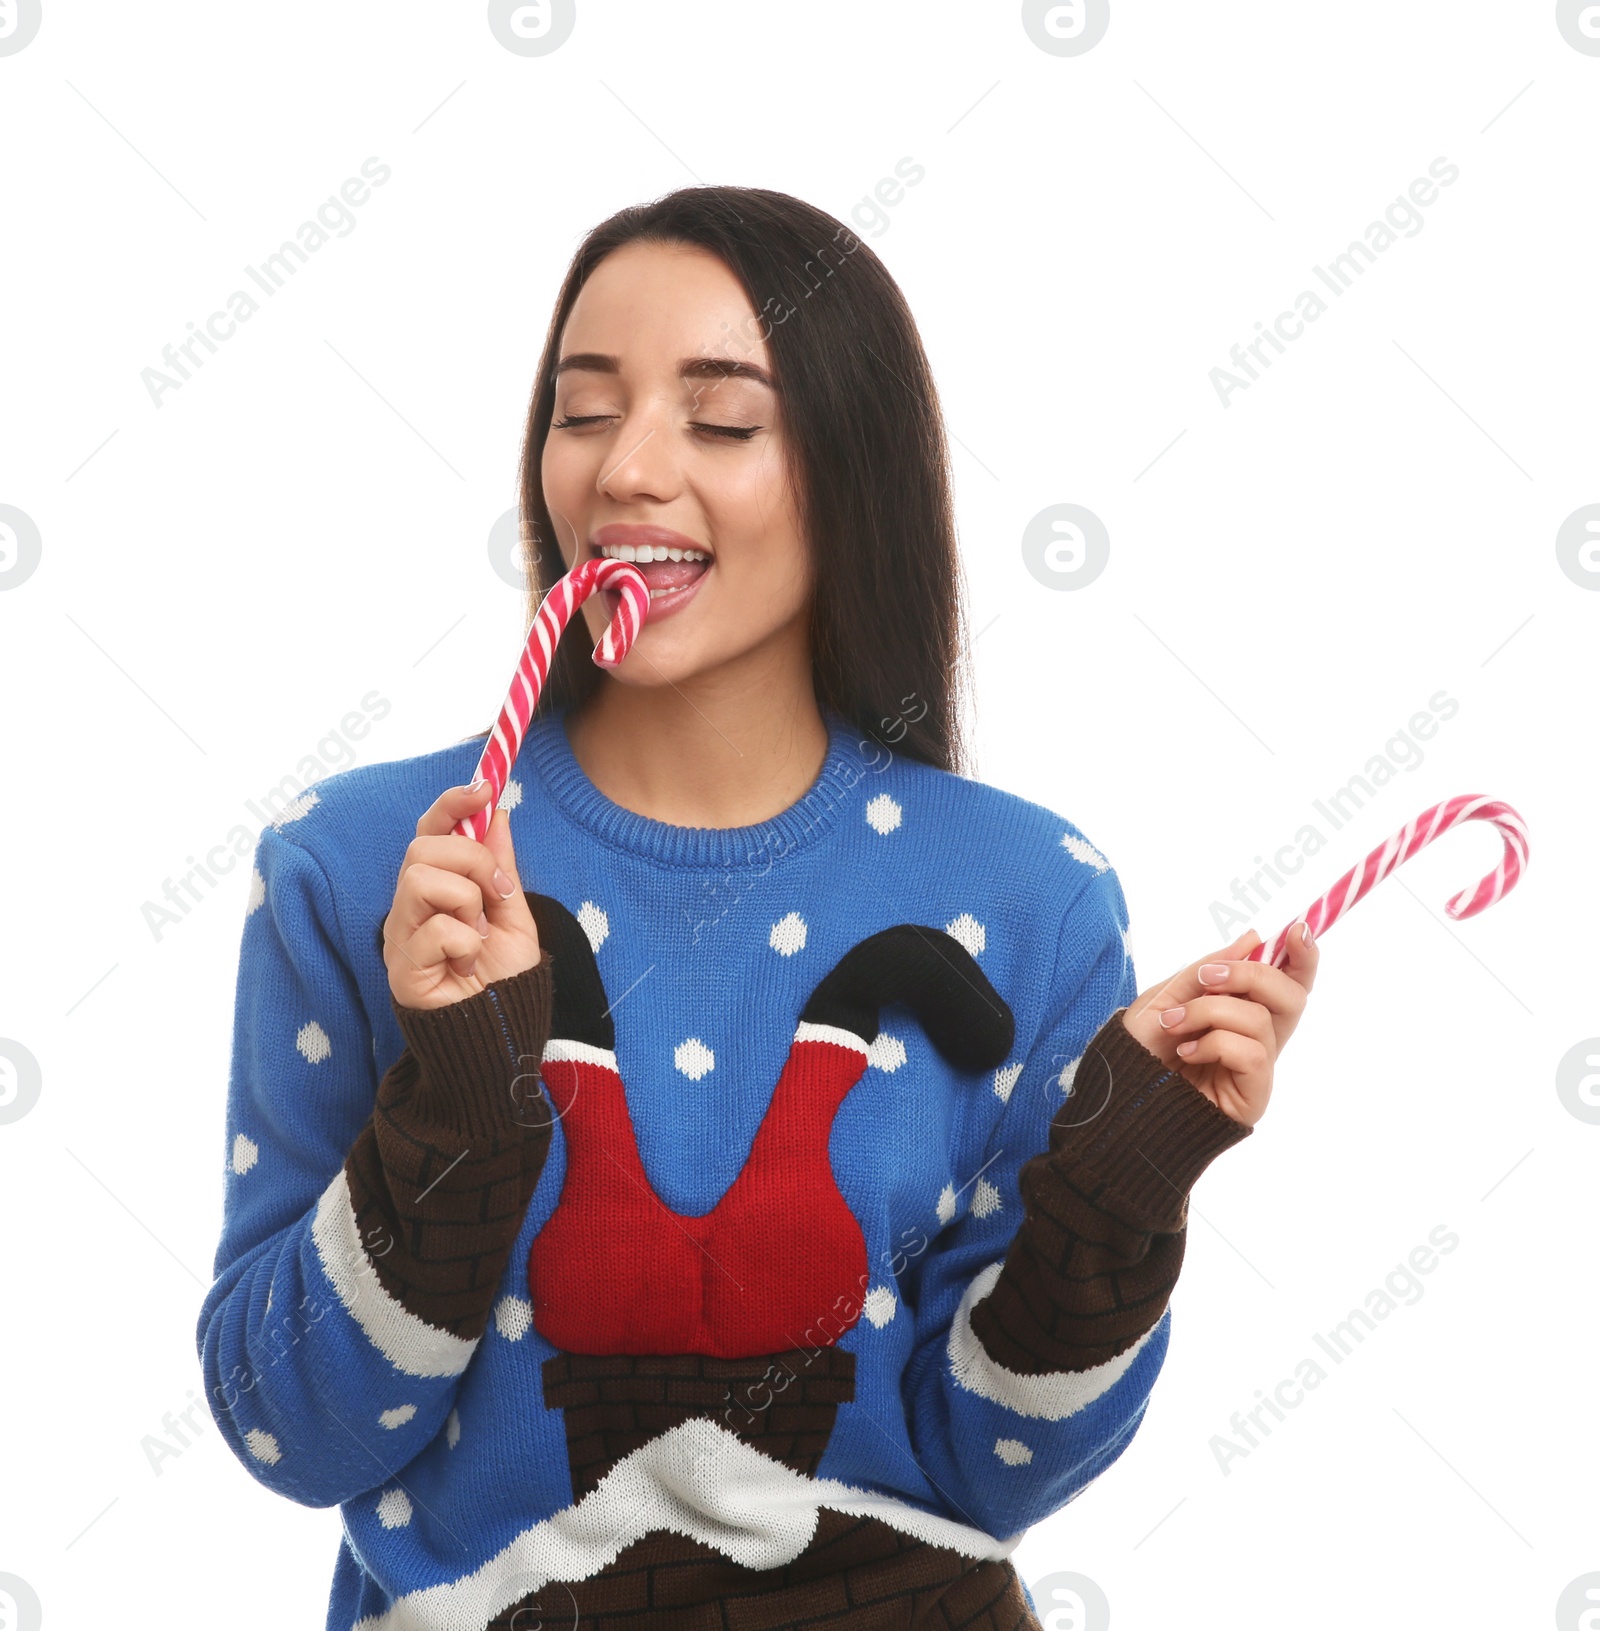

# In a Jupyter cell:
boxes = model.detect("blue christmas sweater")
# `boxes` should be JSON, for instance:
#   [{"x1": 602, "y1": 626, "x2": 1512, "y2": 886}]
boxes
[{"x1": 197, "y1": 704, "x2": 1251, "y2": 1630}]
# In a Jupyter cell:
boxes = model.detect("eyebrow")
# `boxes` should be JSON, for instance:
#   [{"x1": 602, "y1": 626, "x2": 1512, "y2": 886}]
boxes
[{"x1": 553, "y1": 353, "x2": 774, "y2": 389}]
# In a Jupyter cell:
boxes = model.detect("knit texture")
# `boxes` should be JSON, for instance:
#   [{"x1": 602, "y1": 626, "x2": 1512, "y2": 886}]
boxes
[{"x1": 197, "y1": 704, "x2": 1252, "y2": 1631}]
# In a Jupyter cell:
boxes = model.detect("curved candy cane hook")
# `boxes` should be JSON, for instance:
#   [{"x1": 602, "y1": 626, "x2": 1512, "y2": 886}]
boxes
[
  {"x1": 454, "y1": 557, "x2": 651, "y2": 843},
  {"x1": 1246, "y1": 795, "x2": 1530, "y2": 970}
]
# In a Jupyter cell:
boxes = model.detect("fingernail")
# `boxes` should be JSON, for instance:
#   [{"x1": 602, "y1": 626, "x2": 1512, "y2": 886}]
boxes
[
  {"x1": 1198, "y1": 963, "x2": 1229, "y2": 985},
  {"x1": 1177, "y1": 1039, "x2": 1198, "y2": 1056},
  {"x1": 464, "y1": 778, "x2": 486, "y2": 795},
  {"x1": 1300, "y1": 920, "x2": 1314, "y2": 947},
  {"x1": 477, "y1": 911, "x2": 490, "y2": 938},
  {"x1": 493, "y1": 869, "x2": 514, "y2": 899},
  {"x1": 1159, "y1": 1005, "x2": 1186, "y2": 1028}
]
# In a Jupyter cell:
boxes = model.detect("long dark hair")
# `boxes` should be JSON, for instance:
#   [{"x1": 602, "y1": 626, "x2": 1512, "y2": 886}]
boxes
[{"x1": 488, "y1": 186, "x2": 972, "y2": 774}]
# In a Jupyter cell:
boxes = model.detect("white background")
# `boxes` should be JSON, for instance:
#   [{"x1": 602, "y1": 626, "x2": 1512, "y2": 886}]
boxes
[{"x1": 1, "y1": 3, "x2": 1593, "y2": 1627}]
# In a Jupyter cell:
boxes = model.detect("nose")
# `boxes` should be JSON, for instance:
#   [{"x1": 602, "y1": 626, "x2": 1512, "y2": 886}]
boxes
[{"x1": 595, "y1": 405, "x2": 683, "y2": 504}]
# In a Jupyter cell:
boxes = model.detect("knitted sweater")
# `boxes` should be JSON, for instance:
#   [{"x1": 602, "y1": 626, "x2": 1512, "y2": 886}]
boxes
[{"x1": 197, "y1": 704, "x2": 1252, "y2": 1631}]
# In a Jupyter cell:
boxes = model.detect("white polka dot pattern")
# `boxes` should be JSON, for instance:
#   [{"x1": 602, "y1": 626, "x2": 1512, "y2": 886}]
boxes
[
  {"x1": 991, "y1": 1063, "x2": 1022, "y2": 1103},
  {"x1": 245, "y1": 1429, "x2": 282, "y2": 1465},
  {"x1": 674, "y1": 1038, "x2": 715, "y2": 1080},
  {"x1": 296, "y1": 1021, "x2": 331, "y2": 1065},
  {"x1": 494, "y1": 1296, "x2": 532, "y2": 1342},
  {"x1": 865, "y1": 794, "x2": 902, "y2": 834},
  {"x1": 866, "y1": 1032, "x2": 906, "y2": 1073},
  {"x1": 862, "y1": 1286, "x2": 898, "y2": 1327},
  {"x1": 1060, "y1": 831, "x2": 1109, "y2": 872},
  {"x1": 576, "y1": 901, "x2": 609, "y2": 952}
]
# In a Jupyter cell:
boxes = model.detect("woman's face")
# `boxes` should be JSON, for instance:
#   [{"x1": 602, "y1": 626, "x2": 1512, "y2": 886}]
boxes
[{"x1": 541, "y1": 240, "x2": 812, "y2": 691}]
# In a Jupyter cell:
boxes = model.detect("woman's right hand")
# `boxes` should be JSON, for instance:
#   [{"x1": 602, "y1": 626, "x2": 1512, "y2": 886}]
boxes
[{"x1": 382, "y1": 779, "x2": 542, "y2": 1011}]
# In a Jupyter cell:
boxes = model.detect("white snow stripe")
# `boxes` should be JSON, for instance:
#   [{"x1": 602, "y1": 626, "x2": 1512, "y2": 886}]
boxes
[
  {"x1": 946, "y1": 1262, "x2": 1159, "y2": 1421},
  {"x1": 348, "y1": 1415, "x2": 1013, "y2": 1631},
  {"x1": 311, "y1": 1169, "x2": 478, "y2": 1379}
]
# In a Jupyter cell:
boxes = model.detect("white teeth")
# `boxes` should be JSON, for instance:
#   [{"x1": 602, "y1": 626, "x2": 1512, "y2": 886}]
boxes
[{"x1": 597, "y1": 542, "x2": 709, "y2": 563}]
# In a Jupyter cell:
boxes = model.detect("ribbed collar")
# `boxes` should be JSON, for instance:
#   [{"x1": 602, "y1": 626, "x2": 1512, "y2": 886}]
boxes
[{"x1": 522, "y1": 704, "x2": 863, "y2": 869}]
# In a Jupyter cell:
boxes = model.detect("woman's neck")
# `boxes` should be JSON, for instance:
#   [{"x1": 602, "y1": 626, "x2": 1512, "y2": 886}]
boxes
[{"x1": 563, "y1": 669, "x2": 831, "y2": 832}]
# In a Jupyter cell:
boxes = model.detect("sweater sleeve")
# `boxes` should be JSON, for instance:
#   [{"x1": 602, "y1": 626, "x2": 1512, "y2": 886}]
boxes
[
  {"x1": 898, "y1": 862, "x2": 1251, "y2": 1541},
  {"x1": 195, "y1": 824, "x2": 555, "y2": 1509}
]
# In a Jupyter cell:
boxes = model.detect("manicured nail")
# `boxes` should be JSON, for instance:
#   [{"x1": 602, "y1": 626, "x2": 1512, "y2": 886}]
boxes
[
  {"x1": 476, "y1": 911, "x2": 490, "y2": 938},
  {"x1": 493, "y1": 868, "x2": 514, "y2": 899},
  {"x1": 1159, "y1": 1006, "x2": 1185, "y2": 1028},
  {"x1": 1176, "y1": 1039, "x2": 1198, "y2": 1056},
  {"x1": 1300, "y1": 920, "x2": 1314, "y2": 947},
  {"x1": 462, "y1": 778, "x2": 486, "y2": 796},
  {"x1": 1198, "y1": 963, "x2": 1229, "y2": 985}
]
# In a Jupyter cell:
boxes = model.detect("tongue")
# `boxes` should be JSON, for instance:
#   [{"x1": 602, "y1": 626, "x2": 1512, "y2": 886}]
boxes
[{"x1": 626, "y1": 557, "x2": 709, "y2": 591}]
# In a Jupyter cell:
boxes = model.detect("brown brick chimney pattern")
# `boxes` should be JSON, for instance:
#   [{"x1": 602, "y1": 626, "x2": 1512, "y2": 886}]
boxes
[
  {"x1": 486, "y1": 1510, "x2": 1044, "y2": 1630},
  {"x1": 342, "y1": 960, "x2": 557, "y2": 1342},
  {"x1": 969, "y1": 1005, "x2": 1252, "y2": 1375}
]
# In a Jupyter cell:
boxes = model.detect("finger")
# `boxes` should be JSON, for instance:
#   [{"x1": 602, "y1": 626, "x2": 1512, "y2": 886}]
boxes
[
  {"x1": 1135, "y1": 927, "x2": 1262, "y2": 1010},
  {"x1": 478, "y1": 803, "x2": 526, "y2": 922},
  {"x1": 390, "y1": 861, "x2": 487, "y2": 943},
  {"x1": 1173, "y1": 1026, "x2": 1272, "y2": 1096},
  {"x1": 1186, "y1": 954, "x2": 1308, "y2": 1023},
  {"x1": 416, "y1": 777, "x2": 495, "y2": 840},
  {"x1": 399, "y1": 831, "x2": 509, "y2": 914},
  {"x1": 400, "y1": 911, "x2": 488, "y2": 978},
  {"x1": 1156, "y1": 993, "x2": 1276, "y2": 1047},
  {"x1": 1283, "y1": 916, "x2": 1320, "y2": 994}
]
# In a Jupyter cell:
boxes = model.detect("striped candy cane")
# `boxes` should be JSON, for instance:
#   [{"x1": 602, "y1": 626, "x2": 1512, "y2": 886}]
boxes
[
  {"x1": 1245, "y1": 794, "x2": 1530, "y2": 969},
  {"x1": 454, "y1": 556, "x2": 650, "y2": 843}
]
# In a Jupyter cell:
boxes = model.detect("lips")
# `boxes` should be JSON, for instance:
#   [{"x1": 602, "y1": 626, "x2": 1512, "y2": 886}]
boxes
[{"x1": 590, "y1": 523, "x2": 711, "y2": 610}]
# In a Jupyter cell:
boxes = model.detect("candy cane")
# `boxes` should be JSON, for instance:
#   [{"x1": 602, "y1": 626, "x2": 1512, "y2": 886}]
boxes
[
  {"x1": 454, "y1": 556, "x2": 650, "y2": 843},
  {"x1": 1245, "y1": 794, "x2": 1530, "y2": 969}
]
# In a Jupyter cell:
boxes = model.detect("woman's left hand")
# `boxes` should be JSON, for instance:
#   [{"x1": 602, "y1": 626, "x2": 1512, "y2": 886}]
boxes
[{"x1": 1119, "y1": 922, "x2": 1320, "y2": 1126}]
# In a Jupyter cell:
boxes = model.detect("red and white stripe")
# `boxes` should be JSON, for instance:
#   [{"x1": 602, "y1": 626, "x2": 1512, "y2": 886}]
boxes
[
  {"x1": 454, "y1": 557, "x2": 649, "y2": 843},
  {"x1": 1246, "y1": 794, "x2": 1530, "y2": 970}
]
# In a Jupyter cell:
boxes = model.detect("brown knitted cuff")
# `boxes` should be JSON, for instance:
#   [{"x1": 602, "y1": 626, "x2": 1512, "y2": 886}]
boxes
[
  {"x1": 1064, "y1": 1005, "x2": 1253, "y2": 1224},
  {"x1": 341, "y1": 958, "x2": 557, "y2": 1340},
  {"x1": 963, "y1": 1006, "x2": 1254, "y2": 1376},
  {"x1": 390, "y1": 957, "x2": 556, "y2": 1141}
]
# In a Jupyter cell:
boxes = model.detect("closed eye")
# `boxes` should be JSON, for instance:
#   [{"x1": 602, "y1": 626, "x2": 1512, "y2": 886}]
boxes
[{"x1": 552, "y1": 414, "x2": 760, "y2": 441}]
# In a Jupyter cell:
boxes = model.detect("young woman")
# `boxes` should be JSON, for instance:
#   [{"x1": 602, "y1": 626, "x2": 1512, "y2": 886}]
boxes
[{"x1": 199, "y1": 186, "x2": 1317, "y2": 1631}]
